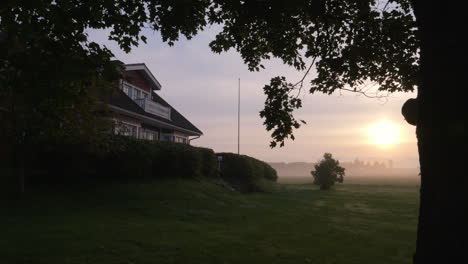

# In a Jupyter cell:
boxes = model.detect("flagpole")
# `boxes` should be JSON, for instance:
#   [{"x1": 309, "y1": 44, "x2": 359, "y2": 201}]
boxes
[{"x1": 237, "y1": 78, "x2": 240, "y2": 155}]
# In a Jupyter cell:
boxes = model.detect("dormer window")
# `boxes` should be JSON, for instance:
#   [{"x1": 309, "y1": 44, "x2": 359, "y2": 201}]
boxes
[
  {"x1": 135, "y1": 89, "x2": 141, "y2": 100},
  {"x1": 120, "y1": 80, "x2": 171, "y2": 119},
  {"x1": 123, "y1": 84, "x2": 129, "y2": 95},
  {"x1": 121, "y1": 81, "x2": 149, "y2": 100}
]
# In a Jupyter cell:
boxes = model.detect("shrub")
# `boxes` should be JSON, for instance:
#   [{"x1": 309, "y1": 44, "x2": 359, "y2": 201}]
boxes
[
  {"x1": 24, "y1": 135, "x2": 218, "y2": 184},
  {"x1": 217, "y1": 152, "x2": 278, "y2": 192},
  {"x1": 97, "y1": 136, "x2": 155, "y2": 179},
  {"x1": 263, "y1": 163, "x2": 278, "y2": 181},
  {"x1": 311, "y1": 153, "x2": 345, "y2": 190},
  {"x1": 198, "y1": 147, "x2": 218, "y2": 178}
]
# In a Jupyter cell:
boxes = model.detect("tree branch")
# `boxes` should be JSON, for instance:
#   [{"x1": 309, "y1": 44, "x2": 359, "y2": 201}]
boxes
[
  {"x1": 289, "y1": 56, "x2": 318, "y2": 98},
  {"x1": 338, "y1": 87, "x2": 389, "y2": 100}
]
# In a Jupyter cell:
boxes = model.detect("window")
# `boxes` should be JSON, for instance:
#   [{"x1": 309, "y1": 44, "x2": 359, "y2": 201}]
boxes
[
  {"x1": 115, "y1": 122, "x2": 138, "y2": 138},
  {"x1": 130, "y1": 125, "x2": 137, "y2": 137},
  {"x1": 122, "y1": 81, "x2": 149, "y2": 101},
  {"x1": 123, "y1": 85, "x2": 129, "y2": 95},
  {"x1": 161, "y1": 133, "x2": 173, "y2": 142},
  {"x1": 122, "y1": 124, "x2": 137, "y2": 137},
  {"x1": 175, "y1": 136, "x2": 188, "y2": 144},
  {"x1": 127, "y1": 86, "x2": 133, "y2": 99},
  {"x1": 142, "y1": 129, "x2": 158, "y2": 141}
]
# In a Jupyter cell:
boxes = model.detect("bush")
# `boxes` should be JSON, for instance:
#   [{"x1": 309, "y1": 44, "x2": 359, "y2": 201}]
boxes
[
  {"x1": 148, "y1": 141, "x2": 203, "y2": 179},
  {"x1": 24, "y1": 135, "x2": 218, "y2": 184},
  {"x1": 264, "y1": 163, "x2": 278, "y2": 181},
  {"x1": 311, "y1": 153, "x2": 345, "y2": 190},
  {"x1": 6, "y1": 136, "x2": 276, "y2": 193},
  {"x1": 217, "y1": 152, "x2": 278, "y2": 193},
  {"x1": 198, "y1": 147, "x2": 218, "y2": 178}
]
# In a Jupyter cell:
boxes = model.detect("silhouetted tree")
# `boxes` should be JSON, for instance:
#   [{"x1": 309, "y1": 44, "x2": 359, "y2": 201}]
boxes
[
  {"x1": 1, "y1": 1, "x2": 465, "y2": 262},
  {"x1": 311, "y1": 153, "x2": 345, "y2": 190}
]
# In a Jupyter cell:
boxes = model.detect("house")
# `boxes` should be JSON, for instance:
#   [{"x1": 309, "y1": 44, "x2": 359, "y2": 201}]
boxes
[{"x1": 108, "y1": 61, "x2": 202, "y2": 144}]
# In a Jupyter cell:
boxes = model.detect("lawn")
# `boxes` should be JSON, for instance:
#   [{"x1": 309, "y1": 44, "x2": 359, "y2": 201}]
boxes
[{"x1": 0, "y1": 179, "x2": 419, "y2": 264}]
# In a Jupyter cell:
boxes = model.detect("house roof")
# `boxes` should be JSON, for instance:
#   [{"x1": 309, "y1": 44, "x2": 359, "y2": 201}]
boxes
[
  {"x1": 124, "y1": 63, "x2": 162, "y2": 90},
  {"x1": 112, "y1": 60, "x2": 162, "y2": 91},
  {"x1": 109, "y1": 89, "x2": 203, "y2": 136}
]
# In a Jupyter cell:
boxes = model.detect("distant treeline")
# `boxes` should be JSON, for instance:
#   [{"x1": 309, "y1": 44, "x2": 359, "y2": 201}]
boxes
[
  {"x1": 269, "y1": 159, "x2": 419, "y2": 178},
  {"x1": 343, "y1": 158, "x2": 393, "y2": 169}
]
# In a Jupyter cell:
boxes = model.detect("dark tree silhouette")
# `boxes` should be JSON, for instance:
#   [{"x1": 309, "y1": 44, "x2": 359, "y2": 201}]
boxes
[
  {"x1": 1, "y1": 1, "x2": 465, "y2": 263},
  {"x1": 311, "y1": 153, "x2": 345, "y2": 190}
]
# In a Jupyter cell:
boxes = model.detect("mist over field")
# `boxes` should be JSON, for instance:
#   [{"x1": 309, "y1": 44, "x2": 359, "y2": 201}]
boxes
[{"x1": 270, "y1": 161, "x2": 420, "y2": 185}]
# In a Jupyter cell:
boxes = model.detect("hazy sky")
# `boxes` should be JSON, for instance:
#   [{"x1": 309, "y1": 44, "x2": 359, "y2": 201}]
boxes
[{"x1": 89, "y1": 27, "x2": 418, "y2": 168}]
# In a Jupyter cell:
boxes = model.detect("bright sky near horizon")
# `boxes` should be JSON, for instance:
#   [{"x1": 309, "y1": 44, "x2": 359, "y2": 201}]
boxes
[{"x1": 89, "y1": 27, "x2": 419, "y2": 168}]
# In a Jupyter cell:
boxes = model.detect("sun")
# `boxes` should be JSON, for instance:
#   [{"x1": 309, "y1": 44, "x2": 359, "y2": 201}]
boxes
[{"x1": 367, "y1": 120, "x2": 400, "y2": 147}]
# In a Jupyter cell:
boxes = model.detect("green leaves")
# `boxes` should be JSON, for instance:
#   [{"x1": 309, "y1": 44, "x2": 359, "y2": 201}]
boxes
[
  {"x1": 259, "y1": 76, "x2": 303, "y2": 148},
  {"x1": 311, "y1": 153, "x2": 345, "y2": 190},
  {"x1": 214, "y1": 0, "x2": 419, "y2": 147},
  {"x1": 1, "y1": 0, "x2": 419, "y2": 149}
]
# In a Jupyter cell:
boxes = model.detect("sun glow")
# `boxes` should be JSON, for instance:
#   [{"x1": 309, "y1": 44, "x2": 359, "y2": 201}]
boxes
[{"x1": 368, "y1": 120, "x2": 400, "y2": 147}]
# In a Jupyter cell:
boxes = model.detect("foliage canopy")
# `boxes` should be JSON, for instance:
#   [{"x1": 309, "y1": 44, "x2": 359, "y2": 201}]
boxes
[{"x1": 1, "y1": 0, "x2": 418, "y2": 147}]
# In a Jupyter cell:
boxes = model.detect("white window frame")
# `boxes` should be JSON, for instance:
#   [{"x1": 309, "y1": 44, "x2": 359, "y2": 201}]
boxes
[
  {"x1": 114, "y1": 120, "x2": 141, "y2": 138},
  {"x1": 121, "y1": 81, "x2": 149, "y2": 100},
  {"x1": 175, "y1": 135, "x2": 188, "y2": 144},
  {"x1": 141, "y1": 129, "x2": 159, "y2": 141},
  {"x1": 161, "y1": 133, "x2": 174, "y2": 142}
]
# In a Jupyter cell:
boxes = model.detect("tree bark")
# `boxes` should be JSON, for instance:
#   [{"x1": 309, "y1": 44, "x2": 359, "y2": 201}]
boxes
[
  {"x1": 413, "y1": 1, "x2": 466, "y2": 263},
  {"x1": 13, "y1": 142, "x2": 26, "y2": 196},
  {"x1": 17, "y1": 152, "x2": 25, "y2": 195}
]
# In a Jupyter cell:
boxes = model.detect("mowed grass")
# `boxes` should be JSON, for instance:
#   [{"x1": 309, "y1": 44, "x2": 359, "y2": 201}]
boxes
[{"x1": 0, "y1": 179, "x2": 419, "y2": 264}]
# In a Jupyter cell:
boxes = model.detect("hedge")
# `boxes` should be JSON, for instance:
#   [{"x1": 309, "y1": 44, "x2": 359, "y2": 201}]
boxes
[
  {"x1": 216, "y1": 152, "x2": 278, "y2": 192},
  {"x1": 3, "y1": 136, "x2": 277, "y2": 193},
  {"x1": 19, "y1": 135, "x2": 218, "y2": 184}
]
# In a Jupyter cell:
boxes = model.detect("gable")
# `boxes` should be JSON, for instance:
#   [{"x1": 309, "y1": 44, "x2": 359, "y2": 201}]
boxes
[
  {"x1": 124, "y1": 63, "x2": 162, "y2": 90},
  {"x1": 124, "y1": 70, "x2": 153, "y2": 93}
]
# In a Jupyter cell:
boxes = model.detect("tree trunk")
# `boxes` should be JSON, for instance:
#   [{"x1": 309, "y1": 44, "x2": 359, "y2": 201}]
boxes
[
  {"x1": 18, "y1": 154, "x2": 25, "y2": 195},
  {"x1": 13, "y1": 143, "x2": 26, "y2": 196},
  {"x1": 413, "y1": 2, "x2": 466, "y2": 263}
]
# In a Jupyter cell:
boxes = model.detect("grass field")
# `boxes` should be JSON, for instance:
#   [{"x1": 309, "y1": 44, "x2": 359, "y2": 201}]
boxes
[
  {"x1": 278, "y1": 175, "x2": 420, "y2": 185},
  {"x1": 0, "y1": 179, "x2": 419, "y2": 264}
]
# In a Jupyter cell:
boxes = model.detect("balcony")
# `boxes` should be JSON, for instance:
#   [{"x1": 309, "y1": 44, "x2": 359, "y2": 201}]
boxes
[
  {"x1": 121, "y1": 80, "x2": 171, "y2": 120},
  {"x1": 135, "y1": 97, "x2": 171, "y2": 120}
]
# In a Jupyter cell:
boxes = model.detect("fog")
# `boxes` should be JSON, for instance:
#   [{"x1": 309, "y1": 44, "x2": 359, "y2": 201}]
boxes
[{"x1": 270, "y1": 161, "x2": 420, "y2": 185}]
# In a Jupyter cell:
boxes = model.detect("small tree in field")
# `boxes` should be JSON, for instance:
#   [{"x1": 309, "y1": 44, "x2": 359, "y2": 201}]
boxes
[{"x1": 311, "y1": 153, "x2": 345, "y2": 190}]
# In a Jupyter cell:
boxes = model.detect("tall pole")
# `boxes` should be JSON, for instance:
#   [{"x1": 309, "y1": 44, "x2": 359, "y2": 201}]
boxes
[{"x1": 237, "y1": 78, "x2": 240, "y2": 155}]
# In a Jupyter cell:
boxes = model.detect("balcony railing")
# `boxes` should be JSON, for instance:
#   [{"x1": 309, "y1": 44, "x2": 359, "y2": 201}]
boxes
[
  {"x1": 120, "y1": 80, "x2": 171, "y2": 120},
  {"x1": 135, "y1": 97, "x2": 171, "y2": 120}
]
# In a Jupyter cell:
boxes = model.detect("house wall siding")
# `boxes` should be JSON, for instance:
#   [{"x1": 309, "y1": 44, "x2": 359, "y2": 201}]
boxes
[{"x1": 124, "y1": 70, "x2": 152, "y2": 93}]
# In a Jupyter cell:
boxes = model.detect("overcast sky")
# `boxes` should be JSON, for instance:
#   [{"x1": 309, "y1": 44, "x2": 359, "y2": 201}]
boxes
[{"x1": 89, "y1": 27, "x2": 418, "y2": 168}]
